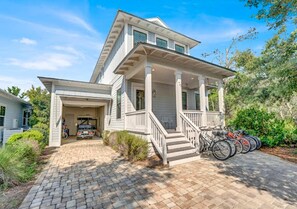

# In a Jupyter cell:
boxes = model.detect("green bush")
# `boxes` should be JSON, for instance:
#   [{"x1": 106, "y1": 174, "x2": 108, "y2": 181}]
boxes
[
  {"x1": 102, "y1": 130, "x2": 110, "y2": 145},
  {"x1": 7, "y1": 130, "x2": 44, "y2": 147},
  {"x1": 32, "y1": 123, "x2": 49, "y2": 146},
  {"x1": 229, "y1": 106, "x2": 297, "y2": 147},
  {"x1": 104, "y1": 131, "x2": 148, "y2": 161},
  {"x1": 0, "y1": 139, "x2": 41, "y2": 188}
]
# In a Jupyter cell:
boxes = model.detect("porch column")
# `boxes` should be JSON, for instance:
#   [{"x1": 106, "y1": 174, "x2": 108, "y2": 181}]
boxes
[
  {"x1": 175, "y1": 70, "x2": 182, "y2": 132},
  {"x1": 145, "y1": 63, "x2": 152, "y2": 134},
  {"x1": 218, "y1": 80, "x2": 225, "y2": 126},
  {"x1": 199, "y1": 76, "x2": 207, "y2": 126}
]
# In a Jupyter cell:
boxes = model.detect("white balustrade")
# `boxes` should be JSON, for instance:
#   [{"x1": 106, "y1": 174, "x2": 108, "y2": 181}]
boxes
[
  {"x1": 183, "y1": 110, "x2": 203, "y2": 127},
  {"x1": 179, "y1": 112, "x2": 200, "y2": 152},
  {"x1": 206, "y1": 112, "x2": 223, "y2": 127},
  {"x1": 125, "y1": 110, "x2": 146, "y2": 132}
]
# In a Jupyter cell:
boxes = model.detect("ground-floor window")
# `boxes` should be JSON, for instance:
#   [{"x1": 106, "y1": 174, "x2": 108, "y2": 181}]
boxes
[
  {"x1": 23, "y1": 109, "x2": 31, "y2": 126},
  {"x1": 116, "y1": 88, "x2": 121, "y2": 119},
  {"x1": 0, "y1": 106, "x2": 6, "y2": 127},
  {"x1": 195, "y1": 93, "x2": 200, "y2": 110}
]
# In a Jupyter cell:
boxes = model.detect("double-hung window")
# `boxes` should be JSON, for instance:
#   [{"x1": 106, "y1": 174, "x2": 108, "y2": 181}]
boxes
[
  {"x1": 195, "y1": 93, "x2": 200, "y2": 110},
  {"x1": 133, "y1": 30, "x2": 147, "y2": 46},
  {"x1": 156, "y1": 37, "x2": 167, "y2": 48},
  {"x1": 0, "y1": 106, "x2": 6, "y2": 127},
  {"x1": 175, "y1": 44, "x2": 185, "y2": 54},
  {"x1": 116, "y1": 89, "x2": 121, "y2": 119}
]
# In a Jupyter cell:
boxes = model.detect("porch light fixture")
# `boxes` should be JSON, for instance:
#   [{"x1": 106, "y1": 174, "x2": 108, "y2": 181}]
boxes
[
  {"x1": 152, "y1": 89, "x2": 156, "y2": 97},
  {"x1": 152, "y1": 68, "x2": 155, "y2": 72}
]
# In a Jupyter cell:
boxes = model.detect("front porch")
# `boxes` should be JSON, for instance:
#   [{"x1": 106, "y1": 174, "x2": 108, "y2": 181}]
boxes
[{"x1": 115, "y1": 43, "x2": 234, "y2": 165}]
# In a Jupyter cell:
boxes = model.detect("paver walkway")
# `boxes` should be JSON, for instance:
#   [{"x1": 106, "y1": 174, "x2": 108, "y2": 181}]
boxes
[{"x1": 19, "y1": 140, "x2": 297, "y2": 209}]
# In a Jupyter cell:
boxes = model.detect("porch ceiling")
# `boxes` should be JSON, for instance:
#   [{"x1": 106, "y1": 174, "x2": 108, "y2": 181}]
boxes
[{"x1": 114, "y1": 43, "x2": 235, "y2": 79}]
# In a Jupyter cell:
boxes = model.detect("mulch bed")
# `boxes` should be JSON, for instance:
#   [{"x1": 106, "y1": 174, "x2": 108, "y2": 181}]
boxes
[
  {"x1": 133, "y1": 155, "x2": 167, "y2": 169},
  {"x1": 261, "y1": 146, "x2": 297, "y2": 164},
  {"x1": 0, "y1": 146, "x2": 57, "y2": 209}
]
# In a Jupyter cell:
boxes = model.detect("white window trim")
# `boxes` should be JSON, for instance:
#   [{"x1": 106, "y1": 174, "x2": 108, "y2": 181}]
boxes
[
  {"x1": 132, "y1": 26, "x2": 149, "y2": 46},
  {"x1": 116, "y1": 88, "x2": 122, "y2": 120},
  {"x1": 155, "y1": 34, "x2": 169, "y2": 49},
  {"x1": 131, "y1": 82, "x2": 145, "y2": 111},
  {"x1": 22, "y1": 109, "x2": 30, "y2": 126},
  {"x1": 0, "y1": 104, "x2": 6, "y2": 127}
]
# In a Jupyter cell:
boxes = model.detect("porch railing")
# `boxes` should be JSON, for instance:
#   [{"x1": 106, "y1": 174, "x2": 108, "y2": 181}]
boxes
[
  {"x1": 125, "y1": 110, "x2": 146, "y2": 132},
  {"x1": 183, "y1": 110, "x2": 203, "y2": 127},
  {"x1": 149, "y1": 111, "x2": 167, "y2": 164},
  {"x1": 206, "y1": 112, "x2": 223, "y2": 127},
  {"x1": 180, "y1": 112, "x2": 200, "y2": 152}
]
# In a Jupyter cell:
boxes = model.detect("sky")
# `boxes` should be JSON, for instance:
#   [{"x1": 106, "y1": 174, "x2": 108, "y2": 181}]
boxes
[{"x1": 0, "y1": 0, "x2": 275, "y2": 92}]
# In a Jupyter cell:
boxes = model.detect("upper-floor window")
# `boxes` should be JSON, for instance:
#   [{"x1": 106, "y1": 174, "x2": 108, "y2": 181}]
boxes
[
  {"x1": 0, "y1": 106, "x2": 6, "y2": 126},
  {"x1": 156, "y1": 37, "x2": 167, "y2": 49},
  {"x1": 175, "y1": 44, "x2": 185, "y2": 54},
  {"x1": 133, "y1": 30, "x2": 147, "y2": 46}
]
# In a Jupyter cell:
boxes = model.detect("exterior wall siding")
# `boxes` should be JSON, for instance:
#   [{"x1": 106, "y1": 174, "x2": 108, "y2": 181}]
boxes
[
  {"x1": 107, "y1": 76, "x2": 125, "y2": 130},
  {"x1": 0, "y1": 96, "x2": 24, "y2": 143},
  {"x1": 99, "y1": 28, "x2": 125, "y2": 84},
  {"x1": 49, "y1": 90, "x2": 62, "y2": 147}
]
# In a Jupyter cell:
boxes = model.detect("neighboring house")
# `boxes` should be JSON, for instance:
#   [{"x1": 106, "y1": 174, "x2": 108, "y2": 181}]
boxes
[
  {"x1": 0, "y1": 89, "x2": 31, "y2": 146},
  {"x1": 40, "y1": 10, "x2": 235, "y2": 166}
]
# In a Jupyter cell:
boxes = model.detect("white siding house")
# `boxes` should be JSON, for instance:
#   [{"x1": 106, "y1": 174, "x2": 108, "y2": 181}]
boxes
[
  {"x1": 0, "y1": 89, "x2": 31, "y2": 146},
  {"x1": 40, "y1": 10, "x2": 235, "y2": 166}
]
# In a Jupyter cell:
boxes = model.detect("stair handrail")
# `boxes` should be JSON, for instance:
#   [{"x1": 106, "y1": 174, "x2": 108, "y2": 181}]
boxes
[
  {"x1": 149, "y1": 111, "x2": 168, "y2": 164},
  {"x1": 179, "y1": 112, "x2": 201, "y2": 153}
]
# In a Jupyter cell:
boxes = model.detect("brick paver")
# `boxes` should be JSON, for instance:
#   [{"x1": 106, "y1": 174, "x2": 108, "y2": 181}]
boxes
[{"x1": 19, "y1": 140, "x2": 297, "y2": 209}]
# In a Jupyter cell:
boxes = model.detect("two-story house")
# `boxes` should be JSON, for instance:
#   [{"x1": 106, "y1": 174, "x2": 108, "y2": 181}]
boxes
[{"x1": 40, "y1": 10, "x2": 235, "y2": 166}]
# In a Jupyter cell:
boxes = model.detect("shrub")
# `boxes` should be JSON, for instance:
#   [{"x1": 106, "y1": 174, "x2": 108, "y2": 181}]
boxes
[
  {"x1": 104, "y1": 131, "x2": 148, "y2": 161},
  {"x1": 7, "y1": 130, "x2": 44, "y2": 147},
  {"x1": 102, "y1": 130, "x2": 111, "y2": 145},
  {"x1": 229, "y1": 106, "x2": 297, "y2": 147},
  {"x1": 0, "y1": 139, "x2": 41, "y2": 188},
  {"x1": 32, "y1": 123, "x2": 49, "y2": 146}
]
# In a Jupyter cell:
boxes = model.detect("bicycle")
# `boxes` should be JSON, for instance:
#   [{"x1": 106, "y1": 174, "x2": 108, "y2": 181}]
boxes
[
  {"x1": 212, "y1": 129, "x2": 240, "y2": 156},
  {"x1": 198, "y1": 128, "x2": 232, "y2": 161}
]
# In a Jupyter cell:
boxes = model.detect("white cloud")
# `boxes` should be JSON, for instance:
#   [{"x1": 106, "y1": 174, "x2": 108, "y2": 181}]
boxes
[
  {"x1": 8, "y1": 53, "x2": 75, "y2": 71},
  {"x1": 51, "y1": 45, "x2": 84, "y2": 57},
  {"x1": 0, "y1": 76, "x2": 39, "y2": 91},
  {"x1": 53, "y1": 12, "x2": 98, "y2": 34},
  {"x1": 18, "y1": 37, "x2": 37, "y2": 45}
]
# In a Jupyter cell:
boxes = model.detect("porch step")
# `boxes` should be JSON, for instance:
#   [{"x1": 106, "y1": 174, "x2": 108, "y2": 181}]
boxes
[
  {"x1": 167, "y1": 147, "x2": 196, "y2": 158},
  {"x1": 166, "y1": 133, "x2": 184, "y2": 138},
  {"x1": 168, "y1": 153, "x2": 200, "y2": 166},
  {"x1": 166, "y1": 137, "x2": 188, "y2": 143},
  {"x1": 167, "y1": 140, "x2": 192, "y2": 150}
]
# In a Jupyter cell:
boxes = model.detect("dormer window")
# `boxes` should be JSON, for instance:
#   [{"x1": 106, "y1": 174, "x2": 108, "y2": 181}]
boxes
[
  {"x1": 156, "y1": 37, "x2": 167, "y2": 49},
  {"x1": 175, "y1": 44, "x2": 185, "y2": 53},
  {"x1": 133, "y1": 30, "x2": 147, "y2": 46}
]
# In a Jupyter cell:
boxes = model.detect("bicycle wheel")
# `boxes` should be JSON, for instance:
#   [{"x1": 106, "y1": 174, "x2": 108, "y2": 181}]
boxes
[
  {"x1": 240, "y1": 138, "x2": 251, "y2": 154},
  {"x1": 251, "y1": 136, "x2": 262, "y2": 149},
  {"x1": 198, "y1": 135, "x2": 206, "y2": 153},
  {"x1": 226, "y1": 139, "x2": 236, "y2": 157},
  {"x1": 245, "y1": 136, "x2": 257, "y2": 152},
  {"x1": 234, "y1": 140, "x2": 243, "y2": 154},
  {"x1": 211, "y1": 140, "x2": 231, "y2": 161}
]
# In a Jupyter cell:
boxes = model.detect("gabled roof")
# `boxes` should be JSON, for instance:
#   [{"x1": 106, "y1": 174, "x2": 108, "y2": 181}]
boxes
[
  {"x1": 114, "y1": 42, "x2": 235, "y2": 78},
  {"x1": 90, "y1": 10, "x2": 200, "y2": 83},
  {"x1": 146, "y1": 17, "x2": 169, "y2": 28},
  {"x1": 0, "y1": 89, "x2": 30, "y2": 105}
]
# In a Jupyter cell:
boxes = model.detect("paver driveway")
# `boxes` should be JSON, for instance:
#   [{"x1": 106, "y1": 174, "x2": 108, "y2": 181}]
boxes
[{"x1": 19, "y1": 139, "x2": 297, "y2": 209}]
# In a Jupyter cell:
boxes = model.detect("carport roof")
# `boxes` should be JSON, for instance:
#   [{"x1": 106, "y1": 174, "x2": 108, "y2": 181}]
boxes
[{"x1": 38, "y1": 77, "x2": 112, "y2": 93}]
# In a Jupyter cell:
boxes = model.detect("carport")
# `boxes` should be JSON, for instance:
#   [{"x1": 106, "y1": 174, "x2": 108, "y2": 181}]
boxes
[{"x1": 39, "y1": 77, "x2": 112, "y2": 147}]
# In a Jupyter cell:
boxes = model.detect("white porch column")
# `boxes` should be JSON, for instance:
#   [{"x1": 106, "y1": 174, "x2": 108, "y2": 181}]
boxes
[
  {"x1": 199, "y1": 76, "x2": 207, "y2": 126},
  {"x1": 218, "y1": 80, "x2": 225, "y2": 126},
  {"x1": 145, "y1": 63, "x2": 152, "y2": 134},
  {"x1": 123, "y1": 76, "x2": 128, "y2": 129},
  {"x1": 175, "y1": 70, "x2": 183, "y2": 132}
]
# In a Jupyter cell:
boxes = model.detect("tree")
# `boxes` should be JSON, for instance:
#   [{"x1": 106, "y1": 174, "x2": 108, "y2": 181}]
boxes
[
  {"x1": 202, "y1": 27, "x2": 258, "y2": 68},
  {"x1": 6, "y1": 86, "x2": 26, "y2": 99},
  {"x1": 244, "y1": 0, "x2": 297, "y2": 29}
]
